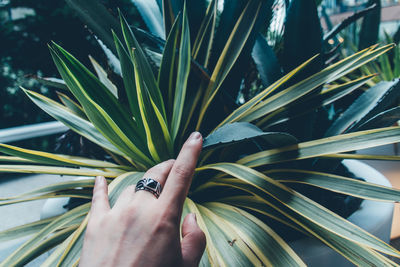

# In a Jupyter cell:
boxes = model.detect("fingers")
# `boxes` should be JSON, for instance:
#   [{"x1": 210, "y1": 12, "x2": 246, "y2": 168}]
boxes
[
  {"x1": 113, "y1": 160, "x2": 175, "y2": 210},
  {"x1": 161, "y1": 132, "x2": 202, "y2": 210},
  {"x1": 181, "y1": 213, "x2": 206, "y2": 267},
  {"x1": 135, "y1": 159, "x2": 175, "y2": 201},
  {"x1": 90, "y1": 176, "x2": 110, "y2": 215}
]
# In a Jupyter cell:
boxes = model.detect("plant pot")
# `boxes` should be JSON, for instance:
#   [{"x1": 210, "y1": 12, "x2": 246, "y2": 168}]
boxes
[{"x1": 288, "y1": 159, "x2": 394, "y2": 266}]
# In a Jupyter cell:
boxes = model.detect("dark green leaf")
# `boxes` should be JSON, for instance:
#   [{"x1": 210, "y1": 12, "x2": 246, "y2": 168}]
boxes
[
  {"x1": 130, "y1": 0, "x2": 164, "y2": 38},
  {"x1": 358, "y1": 0, "x2": 381, "y2": 50},
  {"x1": 32, "y1": 76, "x2": 68, "y2": 90},
  {"x1": 203, "y1": 122, "x2": 297, "y2": 149},
  {"x1": 252, "y1": 34, "x2": 282, "y2": 87},
  {"x1": 325, "y1": 79, "x2": 400, "y2": 136},
  {"x1": 158, "y1": 13, "x2": 182, "y2": 118},
  {"x1": 357, "y1": 107, "x2": 400, "y2": 131},
  {"x1": 281, "y1": 0, "x2": 323, "y2": 76}
]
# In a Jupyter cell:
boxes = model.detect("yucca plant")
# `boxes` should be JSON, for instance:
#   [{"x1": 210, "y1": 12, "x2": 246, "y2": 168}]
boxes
[{"x1": 1, "y1": 0, "x2": 400, "y2": 266}]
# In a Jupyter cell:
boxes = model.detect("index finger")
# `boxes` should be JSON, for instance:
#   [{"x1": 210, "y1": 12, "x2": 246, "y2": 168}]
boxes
[{"x1": 160, "y1": 132, "x2": 202, "y2": 212}]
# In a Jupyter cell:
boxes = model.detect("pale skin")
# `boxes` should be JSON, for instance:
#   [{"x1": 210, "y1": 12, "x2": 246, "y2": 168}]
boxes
[{"x1": 80, "y1": 132, "x2": 206, "y2": 267}]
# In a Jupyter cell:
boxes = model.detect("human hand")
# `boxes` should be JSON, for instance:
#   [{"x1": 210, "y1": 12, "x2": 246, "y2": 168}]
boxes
[{"x1": 80, "y1": 132, "x2": 206, "y2": 267}]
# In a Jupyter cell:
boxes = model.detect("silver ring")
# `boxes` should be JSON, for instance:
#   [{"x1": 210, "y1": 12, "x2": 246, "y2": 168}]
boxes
[{"x1": 135, "y1": 178, "x2": 162, "y2": 198}]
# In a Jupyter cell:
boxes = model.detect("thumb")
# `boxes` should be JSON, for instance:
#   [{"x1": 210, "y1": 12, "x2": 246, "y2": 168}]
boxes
[{"x1": 181, "y1": 213, "x2": 206, "y2": 267}]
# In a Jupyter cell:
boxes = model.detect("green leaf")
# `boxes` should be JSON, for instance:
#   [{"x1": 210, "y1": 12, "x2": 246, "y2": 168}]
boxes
[
  {"x1": 130, "y1": 0, "x2": 164, "y2": 38},
  {"x1": 132, "y1": 49, "x2": 173, "y2": 161},
  {"x1": 0, "y1": 156, "x2": 32, "y2": 163},
  {"x1": 158, "y1": 13, "x2": 182, "y2": 119},
  {"x1": 112, "y1": 31, "x2": 145, "y2": 135},
  {"x1": 197, "y1": 163, "x2": 400, "y2": 257},
  {"x1": 326, "y1": 79, "x2": 400, "y2": 136},
  {"x1": 212, "y1": 185, "x2": 398, "y2": 266},
  {"x1": 32, "y1": 76, "x2": 68, "y2": 90},
  {"x1": 89, "y1": 56, "x2": 118, "y2": 98},
  {"x1": 237, "y1": 45, "x2": 394, "y2": 123},
  {"x1": 0, "y1": 203, "x2": 89, "y2": 266},
  {"x1": 0, "y1": 216, "x2": 57, "y2": 242},
  {"x1": 184, "y1": 199, "x2": 221, "y2": 266},
  {"x1": 0, "y1": 143, "x2": 121, "y2": 169},
  {"x1": 203, "y1": 122, "x2": 297, "y2": 149},
  {"x1": 238, "y1": 126, "x2": 400, "y2": 167},
  {"x1": 192, "y1": 0, "x2": 217, "y2": 67},
  {"x1": 252, "y1": 34, "x2": 282, "y2": 87},
  {"x1": 281, "y1": 0, "x2": 323, "y2": 76},
  {"x1": 0, "y1": 165, "x2": 122, "y2": 177},
  {"x1": 258, "y1": 75, "x2": 375, "y2": 128},
  {"x1": 216, "y1": 55, "x2": 318, "y2": 128},
  {"x1": 49, "y1": 43, "x2": 154, "y2": 167},
  {"x1": 357, "y1": 107, "x2": 400, "y2": 131},
  {"x1": 216, "y1": 195, "x2": 307, "y2": 234},
  {"x1": 171, "y1": 6, "x2": 191, "y2": 141},
  {"x1": 0, "y1": 179, "x2": 94, "y2": 202},
  {"x1": 162, "y1": 0, "x2": 176, "y2": 35},
  {"x1": 266, "y1": 169, "x2": 400, "y2": 202},
  {"x1": 119, "y1": 12, "x2": 166, "y2": 119},
  {"x1": 186, "y1": 0, "x2": 207, "y2": 46},
  {"x1": 57, "y1": 92, "x2": 87, "y2": 120},
  {"x1": 197, "y1": 0, "x2": 264, "y2": 129},
  {"x1": 23, "y1": 89, "x2": 122, "y2": 157},
  {"x1": 197, "y1": 205, "x2": 257, "y2": 266},
  {"x1": 358, "y1": 0, "x2": 381, "y2": 50},
  {"x1": 205, "y1": 202, "x2": 306, "y2": 266},
  {"x1": 321, "y1": 153, "x2": 400, "y2": 161},
  {"x1": 0, "y1": 191, "x2": 92, "y2": 206}
]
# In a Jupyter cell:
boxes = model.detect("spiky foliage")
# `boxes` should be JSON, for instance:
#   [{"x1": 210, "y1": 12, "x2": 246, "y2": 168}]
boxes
[{"x1": 1, "y1": 0, "x2": 400, "y2": 266}]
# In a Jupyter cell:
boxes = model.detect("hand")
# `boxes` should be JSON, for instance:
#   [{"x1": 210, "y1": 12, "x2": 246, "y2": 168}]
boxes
[{"x1": 80, "y1": 132, "x2": 206, "y2": 267}]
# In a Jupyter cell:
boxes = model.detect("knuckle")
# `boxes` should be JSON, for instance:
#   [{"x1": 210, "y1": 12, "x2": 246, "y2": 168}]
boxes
[
  {"x1": 173, "y1": 164, "x2": 193, "y2": 179},
  {"x1": 154, "y1": 217, "x2": 176, "y2": 234},
  {"x1": 92, "y1": 192, "x2": 106, "y2": 204}
]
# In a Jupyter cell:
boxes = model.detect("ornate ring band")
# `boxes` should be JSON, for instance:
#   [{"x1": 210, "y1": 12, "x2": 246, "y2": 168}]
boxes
[{"x1": 135, "y1": 178, "x2": 162, "y2": 198}]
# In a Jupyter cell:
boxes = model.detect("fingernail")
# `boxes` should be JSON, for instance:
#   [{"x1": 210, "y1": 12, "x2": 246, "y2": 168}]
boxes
[
  {"x1": 189, "y1": 132, "x2": 202, "y2": 141},
  {"x1": 95, "y1": 176, "x2": 104, "y2": 186},
  {"x1": 190, "y1": 213, "x2": 197, "y2": 223}
]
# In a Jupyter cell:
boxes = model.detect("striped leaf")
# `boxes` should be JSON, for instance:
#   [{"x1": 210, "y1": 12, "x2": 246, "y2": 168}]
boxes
[
  {"x1": 0, "y1": 204, "x2": 89, "y2": 266},
  {"x1": 197, "y1": 163, "x2": 400, "y2": 257},
  {"x1": 57, "y1": 92, "x2": 87, "y2": 119},
  {"x1": 205, "y1": 202, "x2": 306, "y2": 266},
  {"x1": 132, "y1": 49, "x2": 173, "y2": 161},
  {"x1": 171, "y1": 5, "x2": 191, "y2": 141},
  {"x1": 196, "y1": 0, "x2": 264, "y2": 129},
  {"x1": 0, "y1": 165, "x2": 122, "y2": 177},
  {"x1": 49, "y1": 43, "x2": 154, "y2": 167},
  {"x1": 158, "y1": 13, "x2": 182, "y2": 117},
  {"x1": 23, "y1": 89, "x2": 122, "y2": 156},
  {"x1": 238, "y1": 126, "x2": 400, "y2": 167},
  {"x1": 266, "y1": 169, "x2": 400, "y2": 202},
  {"x1": 0, "y1": 143, "x2": 121, "y2": 169}
]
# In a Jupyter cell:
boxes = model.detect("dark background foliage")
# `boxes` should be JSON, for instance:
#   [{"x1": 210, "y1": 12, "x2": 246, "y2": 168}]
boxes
[{"x1": 0, "y1": 0, "x2": 144, "y2": 150}]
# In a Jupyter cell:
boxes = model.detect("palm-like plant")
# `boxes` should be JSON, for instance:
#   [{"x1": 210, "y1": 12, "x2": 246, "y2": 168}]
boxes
[{"x1": 1, "y1": 0, "x2": 400, "y2": 266}]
